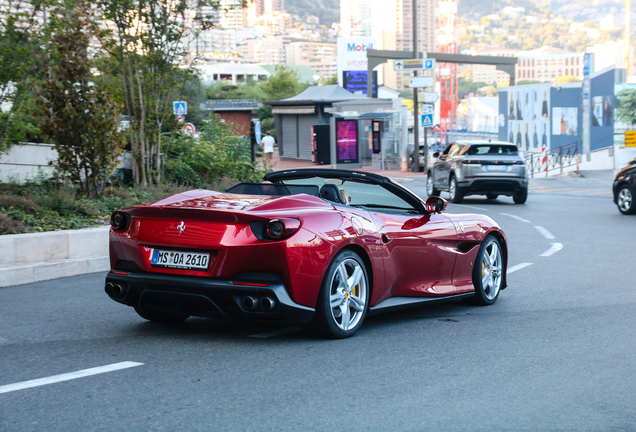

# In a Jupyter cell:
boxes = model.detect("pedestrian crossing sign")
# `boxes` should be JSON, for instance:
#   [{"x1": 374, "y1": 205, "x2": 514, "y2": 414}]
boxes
[
  {"x1": 421, "y1": 114, "x2": 433, "y2": 127},
  {"x1": 173, "y1": 101, "x2": 187, "y2": 115}
]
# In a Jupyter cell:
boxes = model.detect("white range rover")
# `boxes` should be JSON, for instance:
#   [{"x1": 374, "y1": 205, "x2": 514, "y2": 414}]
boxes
[{"x1": 426, "y1": 140, "x2": 529, "y2": 204}]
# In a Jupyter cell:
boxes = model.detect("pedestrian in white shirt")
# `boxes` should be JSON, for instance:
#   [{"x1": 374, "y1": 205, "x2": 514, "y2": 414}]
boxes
[{"x1": 260, "y1": 130, "x2": 275, "y2": 161}]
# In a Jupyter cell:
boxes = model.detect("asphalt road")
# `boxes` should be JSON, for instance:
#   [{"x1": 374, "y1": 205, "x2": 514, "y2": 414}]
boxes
[{"x1": 1, "y1": 172, "x2": 635, "y2": 431}]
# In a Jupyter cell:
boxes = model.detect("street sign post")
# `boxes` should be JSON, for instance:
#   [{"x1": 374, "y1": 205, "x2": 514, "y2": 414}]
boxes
[
  {"x1": 182, "y1": 123, "x2": 195, "y2": 136},
  {"x1": 421, "y1": 114, "x2": 434, "y2": 127},
  {"x1": 173, "y1": 101, "x2": 187, "y2": 115},
  {"x1": 420, "y1": 104, "x2": 433, "y2": 115},
  {"x1": 394, "y1": 59, "x2": 436, "y2": 71},
  {"x1": 419, "y1": 92, "x2": 439, "y2": 103},
  {"x1": 176, "y1": 114, "x2": 185, "y2": 123},
  {"x1": 407, "y1": 76, "x2": 435, "y2": 88}
]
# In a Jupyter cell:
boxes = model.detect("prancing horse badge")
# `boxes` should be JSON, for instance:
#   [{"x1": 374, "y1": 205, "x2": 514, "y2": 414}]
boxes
[{"x1": 177, "y1": 221, "x2": 186, "y2": 234}]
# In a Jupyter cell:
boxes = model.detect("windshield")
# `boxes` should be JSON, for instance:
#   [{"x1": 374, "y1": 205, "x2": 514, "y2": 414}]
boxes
[
  {"x1": 282, "y1": 177, "x2": 419, "y2": 213},
  {"x1": 467, "y1": 144, "x2": 519, "y2": 155}
]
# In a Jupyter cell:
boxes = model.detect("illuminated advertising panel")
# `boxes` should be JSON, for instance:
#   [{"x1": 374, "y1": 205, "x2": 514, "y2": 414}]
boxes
[{"x1": 336, "y1": 119, "x2": 358, "y2": 164}]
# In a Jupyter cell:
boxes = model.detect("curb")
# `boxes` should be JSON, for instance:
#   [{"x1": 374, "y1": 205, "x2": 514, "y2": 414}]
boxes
[{"x1": 0, "y1": 226, "x2": 110, "y2": 288}]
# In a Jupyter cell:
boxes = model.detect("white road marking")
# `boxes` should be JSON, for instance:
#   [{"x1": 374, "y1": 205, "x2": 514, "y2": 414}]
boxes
[
  {"x1": 248, "y1": 326, "x2": 303, "y2": 339},
  {"x1": 455, "y1": 204, "x2": 488, "y2": 211},
  {"x1": 507, "y1": 263, "x2": 534, "y2": 274},
  {"x1": 540, "y1": 243, "x2": 563, "y2": 257},
  {"x1": 500, "y1": 213, "x2": 531, "y2": 223},
  {"x1": 534, "y1": 226, "x2": 555, "y2": 239},
  {"x1": 0, "y1": 361, "x2": 144, "y2": 395}
]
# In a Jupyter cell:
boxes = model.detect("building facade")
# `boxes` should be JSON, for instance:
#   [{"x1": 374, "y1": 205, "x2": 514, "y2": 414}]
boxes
[
  {"x1": 468, "y1": 47, "x2": 518, "y2": 85},
  {"x1": 382, "y1": 0, "x2": 437, "y2": 92},
  {"x1": 516, "y1": 46, "x2": 585, "y2": 82}
]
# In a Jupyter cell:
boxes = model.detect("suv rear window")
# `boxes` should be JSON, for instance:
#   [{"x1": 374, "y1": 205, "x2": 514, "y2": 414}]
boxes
[{"x1": 467, "y1": 144, "x2": 518, "y2": 155}]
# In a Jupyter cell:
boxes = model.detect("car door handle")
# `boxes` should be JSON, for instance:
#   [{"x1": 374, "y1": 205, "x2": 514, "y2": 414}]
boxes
[{"x1": 382, "y1": 234, "x2": 393, "y2": 243}]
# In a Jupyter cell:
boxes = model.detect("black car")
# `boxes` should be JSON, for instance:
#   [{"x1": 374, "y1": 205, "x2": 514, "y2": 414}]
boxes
[{"x1": 613, "y1": 158, "x2": 636, "y2": 215}]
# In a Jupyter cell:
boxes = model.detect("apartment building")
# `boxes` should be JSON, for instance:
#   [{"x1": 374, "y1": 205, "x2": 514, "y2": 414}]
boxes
[
  {"x1": 516, "y1": 46, "x2": 585, "y2": 82},
  {"x1": 242, "y1": 36, "x2": 287, "y2": 64},
  {"x1": 468, "y1": 47, "x2": 518, "y2": 85},
  {"x1": 382, "y1": 0, "x2": 437, "y2": 91},
  {"x1": 285, "y1": 41, "x2": 337, "y2": 65}
]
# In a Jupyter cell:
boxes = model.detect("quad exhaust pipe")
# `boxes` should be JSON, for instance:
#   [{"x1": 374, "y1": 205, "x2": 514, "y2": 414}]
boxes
[
  {"x1": 260, "y1": 297, "x2": 276, "y2": 311},
  {"x1": 241, "y1": 295, "x2": 276, "y2": 312},
  {"x1": 242, "y1": 296, "x2": 259, "y2": 310},
  {"x1": 105, "y1": 282, "x2": 126, "y2": 298}
]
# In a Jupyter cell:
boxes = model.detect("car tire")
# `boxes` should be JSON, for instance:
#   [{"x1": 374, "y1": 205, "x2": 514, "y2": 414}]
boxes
[
  {"x1": 464, "y1": 235, "x2": 503, "y2": 306},
  {"x1": 449, "y1": 176, "x2": 463, "y2": 204},
  {"x1": 513, "y1": 188, "x2": 528, "y2": 204},
  {"x1": 307, "y1": 250, "x2": 369, "y2": 339},
  {"x1": 134, "y1": 306, "x2": 189, "y2": 324},
  {"x1": 426, "y1": 172, "x2": 440, "y2": 196},
  {"x1": 616, "y1": 184, "x2": 636, "y2": 215},
  {"x1": 486, "y1": 193, "x2": 498, "y2": 200}
]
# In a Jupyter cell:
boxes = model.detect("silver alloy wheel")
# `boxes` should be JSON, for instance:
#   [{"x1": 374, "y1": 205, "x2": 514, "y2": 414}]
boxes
[
  {"x1": 329, "y1": 258, "x2": 367, "y2": 331},
  {"x1": 427, "y1": 175, "x2": 434, "y2": 195},
  {"x1": 449, "y1": 178, "x2": 457, "y2": 200},
  {"x1": 618, "y1": 187, "x2": 633, "y2": 212},
  {"x1": 480, "y1": 239, "x2": 502, "y2": 301}
]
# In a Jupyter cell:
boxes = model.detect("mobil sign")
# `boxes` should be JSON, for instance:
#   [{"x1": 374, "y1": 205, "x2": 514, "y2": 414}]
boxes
[
  {"x1": 337, "y1": 37, "x2": 378, "y2": 86},
  {"x1": 347, "y1": 42, "x2": 374, "y2": 52}
]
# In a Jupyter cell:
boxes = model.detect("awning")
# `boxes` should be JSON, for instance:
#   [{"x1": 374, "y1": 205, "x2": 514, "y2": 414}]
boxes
[
  {"x1": 272, "y1": 106, "x2": 316, "y2": 114},
  {"x1": 358, "y1": 112, "x2": 394, "y2": 119}
]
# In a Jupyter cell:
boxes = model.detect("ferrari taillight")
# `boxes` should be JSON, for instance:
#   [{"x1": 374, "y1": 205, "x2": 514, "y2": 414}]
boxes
[
  {"x1": 266, "y1": 218, "x2": 301, "y2": 240},
  {"x1": 251, "y1": 218, "x2": 301, "y2": 241},
  {"x1": 110, "y1": 211, "x2": 131, "y2": 231}
]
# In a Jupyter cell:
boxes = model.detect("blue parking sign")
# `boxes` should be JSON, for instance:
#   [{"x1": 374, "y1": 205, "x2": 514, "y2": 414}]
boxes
[{"x1": 173, "y1": 101, "x2": 187, "y2": 115}]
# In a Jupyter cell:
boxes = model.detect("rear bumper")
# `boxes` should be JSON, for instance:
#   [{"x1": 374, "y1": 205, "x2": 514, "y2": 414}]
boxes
[
  {"x1": 105, "y1": 271, "x2": 315, "y2": 325},
  {"x1": 458, "y1": 177, "x2": 528, "y2": 196}
]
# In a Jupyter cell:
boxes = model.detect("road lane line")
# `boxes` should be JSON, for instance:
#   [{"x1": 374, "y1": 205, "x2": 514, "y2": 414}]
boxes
[
  {"x1": 455, "y1": 204, "x2": 488, "y2": 211},
  {"x1": 534, "y1": 226, "x2": 555, "y2": 239},
  {"x1": 540, "y1": 243, "x2": 563, "y2": 257},
  {"x1": 500, "y1": 213, "x2": 531, "y2": 223},
  {"x1": 0, "y1": 361, "x2": 144, "y2": 395},
  {"x1": 508, "y1": 263, "x2": 533, "y2": 274},
  {"x1": 248, "y1": 327, "x2": 303, "y2": 339}
]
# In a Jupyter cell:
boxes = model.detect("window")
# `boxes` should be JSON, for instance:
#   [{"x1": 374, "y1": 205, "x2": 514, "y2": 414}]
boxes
[
  {"x1": 467, "y1": 144, "x2": 518, "y2": 155},
  {"x1": 447, "y1": 143, "x2": 461, "y2": 157}
]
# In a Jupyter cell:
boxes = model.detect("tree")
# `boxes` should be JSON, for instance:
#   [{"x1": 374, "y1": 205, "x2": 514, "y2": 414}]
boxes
[
  {"x1": 97, "y1": 0, "x2": 244, "y2": 185},
  {"x1": 0, "y1": 0, "x2": 41, "y2": 151},
  {"x1": 323, "y1": 75, "x2": 338, "y2": 85},
  {"x1": 254, "y1": 66, "x2": 308, "y2": 135},
  {"x1": 616, "y1": 89, "x2": 636, "y2": 125},
  {"x1": 555, "y1": 75, "x2": 581, "y2": 84},
  {"x1": 34, "y1": 2, "x2": 125, "y2": 198}
]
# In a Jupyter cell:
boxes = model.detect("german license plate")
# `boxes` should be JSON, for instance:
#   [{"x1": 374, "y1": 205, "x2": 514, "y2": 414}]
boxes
[
  {"x1": 484, "y1": 165, "x2": 510, "y2": 172},
  {"x1": 151, "y1": 249, "x2": 210, "y2": 270}
]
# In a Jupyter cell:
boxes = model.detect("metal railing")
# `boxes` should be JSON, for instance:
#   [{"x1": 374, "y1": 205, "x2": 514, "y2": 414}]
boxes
[{"x1": 524, "y1": 142, "x2": 579, "y2": 177}]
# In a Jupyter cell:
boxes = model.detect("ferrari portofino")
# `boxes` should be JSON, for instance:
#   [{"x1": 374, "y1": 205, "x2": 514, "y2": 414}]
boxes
[{"x1": 105, "y1": 169, "x2": 508, "y2": 338}]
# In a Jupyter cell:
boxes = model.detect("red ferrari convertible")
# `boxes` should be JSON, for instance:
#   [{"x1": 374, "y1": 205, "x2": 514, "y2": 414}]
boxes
[{"x1": 105, "y1": 169, "x2": 508, "y2": 338}]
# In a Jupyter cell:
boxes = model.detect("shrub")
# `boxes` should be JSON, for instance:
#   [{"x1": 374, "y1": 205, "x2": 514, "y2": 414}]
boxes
[{"x1": 0, "y1": 213, "x2": 25, "y2": 235}]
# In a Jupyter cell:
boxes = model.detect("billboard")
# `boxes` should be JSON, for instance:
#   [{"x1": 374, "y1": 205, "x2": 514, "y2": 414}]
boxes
[
  {"x1": 503, "y1": 86, "x2": 551, "y2": 152},
  {"x1": 552, "y1": 107, "x2": 579, "y2": 136},
  {"x1": 337, "y1": 37, "x2": 378, "y2": 88},
  {"x1": 342, "y1": 70, "x2": 377, "y2": 97},
  {"x1": 336, "y1": 119, "x2": 359, "y2": 163}
]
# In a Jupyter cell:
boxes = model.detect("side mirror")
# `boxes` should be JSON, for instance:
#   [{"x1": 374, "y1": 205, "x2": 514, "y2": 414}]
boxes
[
  {"x1": 433, "y1": 152, "x2": 440, "y2": 158},
  {"x1": 425, "y1": 196, "x2": 447, "y2": 214}
]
